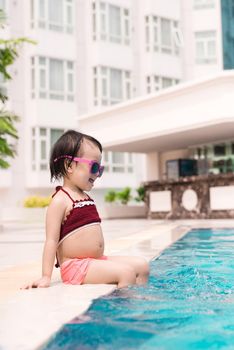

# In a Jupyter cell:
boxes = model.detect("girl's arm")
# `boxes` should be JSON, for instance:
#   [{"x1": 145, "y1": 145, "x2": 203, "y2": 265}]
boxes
[{"x1": 21, "y1": 196, "x2": 66, "y2": 289}]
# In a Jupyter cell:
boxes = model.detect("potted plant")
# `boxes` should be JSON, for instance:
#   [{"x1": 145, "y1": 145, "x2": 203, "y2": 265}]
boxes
[
  {"x1": 134, "y1": 186, "x2": 146, "y2": 203},
  {"x1": 103, "y1": 187, "x2": 147, "y2": 219},
  {"x1": 20, "y1": 196, "x2": 51, "y2": 222},
  {"x1": 116, "y1": 187, "x2": 132, "y2": 205},
  {"x1": 104, "y1": 190, "x2": 117, "y2": 204}
]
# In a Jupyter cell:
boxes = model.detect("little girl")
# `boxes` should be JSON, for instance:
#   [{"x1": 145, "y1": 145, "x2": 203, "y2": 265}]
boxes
[{"x1": 23, "y1": 130, "x2": 149, "y2": 289}]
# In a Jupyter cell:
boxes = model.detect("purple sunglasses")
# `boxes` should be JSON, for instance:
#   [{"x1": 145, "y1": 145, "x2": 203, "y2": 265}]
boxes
[{"x1": 54, "y1": 155, "x2": 104, "y2": 177}]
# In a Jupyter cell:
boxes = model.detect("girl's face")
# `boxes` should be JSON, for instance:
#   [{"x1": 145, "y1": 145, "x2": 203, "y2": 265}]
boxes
[{"x1": 67, "y1": 141, "x2": 102, "y2": 192}]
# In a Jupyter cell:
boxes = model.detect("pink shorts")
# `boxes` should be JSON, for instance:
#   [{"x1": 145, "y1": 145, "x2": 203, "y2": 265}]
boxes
[{"x1": 60, "y1": 255, "x2": 108, "y2": 285}]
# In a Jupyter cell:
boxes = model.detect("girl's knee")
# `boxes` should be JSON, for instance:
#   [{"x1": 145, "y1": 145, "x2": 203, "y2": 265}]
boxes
[
  {"x1": 137, "y1": 257, "x2": 150, "y2": 276},
  {"x1": 142, "y1": 259, "x2": 150, "y2": 275},
  {"x1": 121, "y1": 266, "x2": 136, "y2": 284}
]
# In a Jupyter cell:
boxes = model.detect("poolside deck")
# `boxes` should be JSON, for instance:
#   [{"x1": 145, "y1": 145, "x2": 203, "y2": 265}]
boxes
[{"x1": 1, "y1": 218, "x2": 234, "y2": 350}]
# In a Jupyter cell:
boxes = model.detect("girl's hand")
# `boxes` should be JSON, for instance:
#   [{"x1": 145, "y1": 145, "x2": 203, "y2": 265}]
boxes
[{"x1": 21, "y1": 276, "x2": 51, "y2": 289}]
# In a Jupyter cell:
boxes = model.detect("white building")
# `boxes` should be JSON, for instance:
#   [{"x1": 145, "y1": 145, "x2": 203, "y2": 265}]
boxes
[{"x1": 0, "y1": 0, "x2": 232, "y2": 214}]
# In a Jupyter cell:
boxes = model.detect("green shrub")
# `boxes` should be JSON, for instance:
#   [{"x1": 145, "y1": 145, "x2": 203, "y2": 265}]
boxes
[
  {"x1": 104, "y1": 190, "x2": 117, "y2": 203},
  {"x1": 24, "y1": 195, "x2": 51, "y2": 208},
  {"x1": 116, "y1": 187, "x2": 132, "y2": 205},
  {"x1": 105, "y1": 187, "x2": 146, "y2": 205},
  {"x1": 134, "y1": 186, "x2": 146, "y2": 203}
]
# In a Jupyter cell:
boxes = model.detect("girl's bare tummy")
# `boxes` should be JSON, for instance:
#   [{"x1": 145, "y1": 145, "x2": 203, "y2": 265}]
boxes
[{"x1": 57, "y1": 224, "x2": 104, "y2": 265}]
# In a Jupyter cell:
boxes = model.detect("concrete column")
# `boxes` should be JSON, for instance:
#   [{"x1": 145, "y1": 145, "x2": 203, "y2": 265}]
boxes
[{"x1": 145, "y1": 152, "x2": 160, "y2": 181}]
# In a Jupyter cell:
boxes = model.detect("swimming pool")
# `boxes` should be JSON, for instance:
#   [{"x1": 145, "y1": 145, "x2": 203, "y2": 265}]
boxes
[{"x1": 42, "y1": 228, "x2": 234, "y2": 349}]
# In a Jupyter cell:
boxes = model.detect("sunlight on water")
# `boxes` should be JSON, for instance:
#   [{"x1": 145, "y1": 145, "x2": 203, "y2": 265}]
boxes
[{"x1": 42, "y1": 229, "x2": 234, "y2": 350}]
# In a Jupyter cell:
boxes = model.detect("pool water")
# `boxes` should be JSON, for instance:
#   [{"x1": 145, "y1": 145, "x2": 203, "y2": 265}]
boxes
[{"x1": 42, "y1": 228, "x2": 234, "y2": 349}]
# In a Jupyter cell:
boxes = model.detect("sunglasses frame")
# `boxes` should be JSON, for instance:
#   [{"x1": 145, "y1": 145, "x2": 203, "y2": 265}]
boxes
[{"x1": 54, "y1": 155, "x2": 104, "y2": 177}]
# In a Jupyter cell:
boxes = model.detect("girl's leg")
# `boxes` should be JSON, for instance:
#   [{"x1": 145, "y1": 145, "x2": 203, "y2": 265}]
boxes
[
  {"x1": 107, "y1": 256, "x2": 150, "y2": 285},
  {"x1": 83, "y1": 259, "x2": 137, "y2": 288}
]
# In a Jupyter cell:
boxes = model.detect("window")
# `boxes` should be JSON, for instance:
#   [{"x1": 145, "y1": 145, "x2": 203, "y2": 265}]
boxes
[
  {"x1": 214, "y1": 144, "x2": 226, "y2": 156},
  {"x1": 146, "y1": 75, "x2": 179, "y2": 93},
  {"x1": 112, "y1": 152, "x2": 125, "y2": 173},
  {"x1": 109, "y1": 5, "x2": 121, "y2": 43},
  {"x1": 145, "y1": 15, "x2": 159, "y2": 52},
  {"x1": 31, "y1": 0, "x2": 74, "y2": 33},
  {"x1": 103, "y1": 151, "x2": 134, "y2": 174},
  {"x1": 31, "y1": 56, "x2": 75, "y2": 101},
  {"x1": 195, "y1": 31, "x2": 217, "y2": 64},
  {"x1": 32, "y1": 127, "x2": 64, "y2": 171},
  {"x1": 193, "y1": 0, "x2": 215, "y2": 9},
  {"x1": 145, "y1": 15, "x2": 181, "y2": 55},
  {"x1": 93, "y1": 66, "x2": 131, "y2": 106},
  {"x1": 161, "y1": 18, "x2": 172, "y2": 54},
  {"x1": 92, "y1": 1, "x2": 130, "y2": 45}
]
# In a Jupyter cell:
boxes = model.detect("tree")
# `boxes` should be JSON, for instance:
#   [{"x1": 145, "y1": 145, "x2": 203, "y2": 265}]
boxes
[{"x1": 0, "y1": 9, "x2": 33, "y2": 169}]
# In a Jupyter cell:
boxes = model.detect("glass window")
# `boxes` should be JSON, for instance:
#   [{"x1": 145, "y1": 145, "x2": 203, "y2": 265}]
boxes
[
  {"x1": 101, "y1": 151, "x2": 134, "y2": 174},
  {"x1": 35, "y1": 0, "x2": 74, "y2": 33},
  {"x1": 103, "y1": 151, "x2": 109, "y2": 162},
  {"x1": 32, "y1": 56, "x2": 74, "y2": 101},
  {"x1": 194, "y1": 0, "x2": 215, "y2": 9},
  {"x1": 32, "y1": 139, "x2": 35, "y2": 162},
  {"x1": 113, "y1": 166, "x2": 125, "y2": 173},
  {"x1": 113, "y1": 152, "x2": 124, "y2": 164},
  {"x1": 41, "y1": 140, "x2": 47, "y2": 159},
  {"x1": 102, "y1": 78, "x2": 107, "y2": 96},
  {"x1": 162, "y1": 78, "x2": 172, "y2": 88},
  {"x1": 67, "y1": 4, "x2": 72, "y2": 24},
  {"x1": 161, "y1": 18, "x2": 171, "y2": 47},
  {"x1": 40, "y1": 69, "x2": 46, "y2": 88},
  {"x1": 145, "y1": 26, "x2": 149, "y2": 45},
  {"x1": 49, "y1": 59, "x2": 64, "y2": 94},
  {"x1": 50, "y1": 129, "x2": 63, "y2": 146},
  {"x1": 39, "y1": 57, "x2": 46, "y2": 65},
  {"x1": 145, "y1": 15, "x2": 179, "y2": 55},
  {"x1": 109, "y1": 5, "x2": 121, "y2": 43},
  {"x1": 110, "y1": 68, "x2": 122, "y2": 101},
  {"x1": 214, "y1": 144, "x2": 226, "y2": 156},
  {"x1": 146, "y1": 75, "x2": 179, "y2": 94},
  {"x1": 93, "y1": 66, "x2": 130, "y2": 106},
  {"x1": 207, "y1": 40, "x2": 216, "y2": 56},
  {"x1": 49, "y1": 0, "x2": 63, "y2": 31},
  {"x1": 40, "y1": 128, "x2": 46, "y2": 136},
  {"x1": 32, "y1": 127, "x2": 65, "y2": 171},
  {"x1": 39, "y1": 0, "x2": 45, "y2": 18},
  {"x1": 67, "y1": 73, "x2": 73, "y2": 92},
  {"x1": 126, "y1": 82, "x2": 131, "y2": 99},
  {"x1": 124, "y1": 19, "x2": 129, "y2": 36},
  {"x1": 195, "y1": 31, "x2": 217, "y2": 64},
  {"x1": 93, "y1": 2, "x2": 130, "y2": 45}
]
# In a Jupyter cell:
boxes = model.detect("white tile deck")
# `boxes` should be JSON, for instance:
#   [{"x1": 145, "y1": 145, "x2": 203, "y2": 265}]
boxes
[{"x1": 1, "y1": 219, "x2": 234, "y2": 350}]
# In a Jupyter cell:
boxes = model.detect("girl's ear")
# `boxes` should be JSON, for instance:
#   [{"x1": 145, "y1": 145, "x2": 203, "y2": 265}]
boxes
[{"x1": 65, "y1": 159, "x2": 73, "y2": 174}]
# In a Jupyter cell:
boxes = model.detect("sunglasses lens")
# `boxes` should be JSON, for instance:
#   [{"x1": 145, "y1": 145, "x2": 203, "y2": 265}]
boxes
[
  {"x1": 99, "y1": 166, "x2": 104, "y2": 177},
  {"x1": 90, "y1": 163, "x2": 104, "y2": 177},
  {"x1": 91, "y1": 162, "x2": 100, "y2": 174}
]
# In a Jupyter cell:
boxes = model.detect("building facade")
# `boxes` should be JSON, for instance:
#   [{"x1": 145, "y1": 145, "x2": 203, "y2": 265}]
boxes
[{"x1": 0, "y1": 0, "x2": 233, "y2": 213}]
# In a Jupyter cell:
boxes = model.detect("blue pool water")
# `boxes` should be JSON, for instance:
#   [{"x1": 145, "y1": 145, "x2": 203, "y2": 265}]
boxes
[{"x1": 43, "y1": 228, "x2": 234, "y2": 349}]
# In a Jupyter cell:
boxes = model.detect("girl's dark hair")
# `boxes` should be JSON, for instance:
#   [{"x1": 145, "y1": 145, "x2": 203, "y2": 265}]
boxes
[{"x1": 50, "y1": 130, "x2": 102, "y2": 181}]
